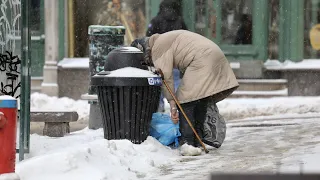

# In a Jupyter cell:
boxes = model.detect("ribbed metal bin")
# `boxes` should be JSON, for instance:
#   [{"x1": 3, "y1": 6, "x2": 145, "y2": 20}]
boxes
[{"x1": 92, "y1": 75, "x2": 162, "y2": 144}]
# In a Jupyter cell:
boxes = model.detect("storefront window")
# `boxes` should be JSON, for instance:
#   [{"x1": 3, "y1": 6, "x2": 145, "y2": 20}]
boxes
[
  {"x1": 304, "y1": 0, "x2": 320, "y2": 59},
  {"x1": 221, "y1": 0, "x2": 253, "y2": 44}
]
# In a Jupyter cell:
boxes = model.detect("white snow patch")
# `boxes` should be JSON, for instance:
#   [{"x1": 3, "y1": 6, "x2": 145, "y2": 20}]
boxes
[
  {"x1": 40, "y1": 83, "x2": 58, "y2": 87},
  {"x1": 216, "y1": 96, "x2": 320, "y2": 120},
  {"x1": 232, "y1": 89, "x2": 288, "y2": 96},
  {"x1": 264, "y1": 59, "x2": 284, "y2": 67},
  {"x1": 103, "y1": 67, "x2": 158, "y2": 78},
  {"x1": 121, "y1": 47, "x2": 142, "y2": 53},
  {"x1": 16, "y1": 128, "x2": 179, "y2": 180},
  {"x1": 180, "y1": 144, "x2": 202, "y2": 156},
  {"x1": 0, "y1": 95, "x2": 16, "y2": 100},
  {"x1": 265, "y1": 59, "x2": 320, "y2": 70},
  {"x1": 57, "y1": 58, "x2": 89, "y2": 69},
  {"x1": 0, "y1": 173, "x2": 20, "y2": 180},
  {"x1": 30, "y1": 92, "x2": 90, "y2": 122}
]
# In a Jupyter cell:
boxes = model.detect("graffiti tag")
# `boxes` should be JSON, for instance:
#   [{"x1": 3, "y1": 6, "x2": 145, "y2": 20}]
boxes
[{"x1": 0, "y1": 51, "x2": 21, "y2": 98}]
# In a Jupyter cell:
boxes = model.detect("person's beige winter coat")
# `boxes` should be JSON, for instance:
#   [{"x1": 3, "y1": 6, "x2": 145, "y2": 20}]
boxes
[{"x1": 148, "y1": 30, "x2": 239, "y2": 104}]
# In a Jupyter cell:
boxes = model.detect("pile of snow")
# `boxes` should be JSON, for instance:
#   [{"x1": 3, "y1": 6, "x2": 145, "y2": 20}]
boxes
[
  {"x1": 30, "y1": 93, "x2": 90, "y2": 122},
  {"x1": 16, "y1": 128, "x2": 179, "y2": 180},
  {"x1": 102, "y1": 67, "x2": 158, "y2": 78},
  {"x1": 217, "y1": 97, "x2": 320, "y2": 120},
  {"x1": 180, "y1": 144, "x2": 202, "y2": 156}
]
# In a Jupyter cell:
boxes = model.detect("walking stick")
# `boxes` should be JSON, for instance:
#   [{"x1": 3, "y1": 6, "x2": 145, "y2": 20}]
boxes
[{"x1": 156, "y1": 69, "x2": 209, "y2": 154}]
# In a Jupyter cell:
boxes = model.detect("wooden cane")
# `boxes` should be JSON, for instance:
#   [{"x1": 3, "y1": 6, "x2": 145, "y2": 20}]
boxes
[{"x1": 157, "y1": 69, "x2": 209, "y2": 154}]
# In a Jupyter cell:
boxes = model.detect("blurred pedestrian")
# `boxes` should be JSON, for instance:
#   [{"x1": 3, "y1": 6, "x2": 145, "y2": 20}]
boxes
[
  {"x1": 146, "y1": 0, "x2": 188, "y2": 112},
  {"x1": 234, "y1": 14, "x2": 252, "y2": 44}
]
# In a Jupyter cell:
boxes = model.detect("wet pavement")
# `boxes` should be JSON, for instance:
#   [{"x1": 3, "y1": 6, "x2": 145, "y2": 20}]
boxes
[{"x1": 153, "y1": 117, "x2": 320, "y2": 180}]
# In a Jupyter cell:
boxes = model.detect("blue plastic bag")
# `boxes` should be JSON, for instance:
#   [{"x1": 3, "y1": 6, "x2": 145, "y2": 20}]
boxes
[{"x1": 149, "y1": 113, "x2": 181, "y2": 147}]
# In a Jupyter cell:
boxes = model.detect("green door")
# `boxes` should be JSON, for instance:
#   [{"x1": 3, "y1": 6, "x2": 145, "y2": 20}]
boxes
[{"x1": 183, "y1": 0, "x2": 269, "y2": 62}]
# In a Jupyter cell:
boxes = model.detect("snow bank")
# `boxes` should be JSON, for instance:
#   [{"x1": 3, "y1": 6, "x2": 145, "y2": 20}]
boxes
[
  {"x1": 30, "y1": 92, "x2": 320, "y2": 123},
  {"x1": 30, "y1": 93, "x2": 90, "y2": 122},
  {"x1": 16, "y1": 129, "x2": 178, "y2": 180},
  {"x1": 217, "y1": 97, "x2": 320, "y2": 120}
]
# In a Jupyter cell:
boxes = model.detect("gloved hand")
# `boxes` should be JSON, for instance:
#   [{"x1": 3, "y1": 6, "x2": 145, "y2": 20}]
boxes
[
  {"x1": 154, "y1": 68, "x2": 164, "y2": 79},
  {"x1": 169, "y1": 100, "x2": 179, "y2": 124}
]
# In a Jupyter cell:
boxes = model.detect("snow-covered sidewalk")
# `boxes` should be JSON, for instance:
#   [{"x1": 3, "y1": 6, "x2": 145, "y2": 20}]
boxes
[
  {"x1": 158, "y1": 117, "x2": 320, "y2": 179},
  {"x1": 16, "y1": 116, "x2": 320, "y2": 180},
  {"x1": 20, "y1": 93, "x2": 320, "y2": 180}
]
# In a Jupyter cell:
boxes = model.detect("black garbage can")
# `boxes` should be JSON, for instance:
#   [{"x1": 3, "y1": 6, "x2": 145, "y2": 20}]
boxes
[{"x1": 91, "y1": 47, "x2": 162, "y2": 144}]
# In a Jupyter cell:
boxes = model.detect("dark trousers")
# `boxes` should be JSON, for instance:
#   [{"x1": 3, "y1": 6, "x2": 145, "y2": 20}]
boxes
[{"x1": 178, "y1": 97, "x2": 209, "y2": 147}]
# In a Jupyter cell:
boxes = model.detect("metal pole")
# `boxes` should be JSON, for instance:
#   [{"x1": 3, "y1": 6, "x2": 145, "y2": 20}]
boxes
[
  {"x1": 68, "y1": 0, "x2": 75, "y2": 58},
  {"x1": 19, "y1": 0, "x2": 31, "y2": 161}
]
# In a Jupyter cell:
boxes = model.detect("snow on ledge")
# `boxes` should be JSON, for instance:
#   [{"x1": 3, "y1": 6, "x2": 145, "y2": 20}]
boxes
[
  {"x1": 232, "y1": 88, "x2": 288, "y2": 96},
  {"x1": 230, "y1": 62, "x2": 240, "y2": 69},
  {"x1": 265, "y1": 59, "x2": 320, "y2": 70},
  {"x1": 58, "y1": 58, "x2": 89, "y2": 69}
]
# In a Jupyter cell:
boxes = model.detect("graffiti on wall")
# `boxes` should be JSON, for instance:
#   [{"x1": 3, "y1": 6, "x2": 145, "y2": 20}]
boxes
[
  {"x1": 0, "y1": 0, "x2": 22, "y2": 99},
  {"x1": 0, "y1": 51, "x2": 21, "y2": 98}
]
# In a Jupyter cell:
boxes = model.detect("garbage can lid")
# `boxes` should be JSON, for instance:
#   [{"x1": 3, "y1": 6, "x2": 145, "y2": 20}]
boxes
[
  {"x1": 104, "y1": 47, "x2": 148, "y2": 71},
  {"x1": 88, "y1": 25, "x2": 126, "y2": 36},
  {"x1": 91, "y1": 67, "x2": 162, "y2": 87}
]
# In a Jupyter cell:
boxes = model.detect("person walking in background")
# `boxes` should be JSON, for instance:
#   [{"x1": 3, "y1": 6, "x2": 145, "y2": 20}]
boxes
[
  {"x1": 146, "y1": 0, "x2": 188, "y2": 112},
  {"x1": 234, "y1": 14, "x2": 252, "y2": 44}
]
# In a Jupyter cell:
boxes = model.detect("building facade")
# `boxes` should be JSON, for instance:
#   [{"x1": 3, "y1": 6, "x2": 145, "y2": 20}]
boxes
[{"x1": 23, "y1": 0, "x2": 320, "y2": 96}]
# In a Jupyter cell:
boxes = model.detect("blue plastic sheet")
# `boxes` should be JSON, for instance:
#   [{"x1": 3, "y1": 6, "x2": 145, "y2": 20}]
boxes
[{"x1": 149, "y1": 113, "x2": 181, "y2": 147}]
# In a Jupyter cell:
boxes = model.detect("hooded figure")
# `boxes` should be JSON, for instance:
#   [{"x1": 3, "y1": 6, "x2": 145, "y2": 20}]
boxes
[
  {"x1": 146, "y1": 0, "x2": 188, "y2": 37},
  {"x1": 146, "y1": 0, "x2": 188, "y2": 112},
  {"x1": 234, "y1": 14, "x2": 252, "y2": 44},
  {"x1": 131, "y1": 30, "x2": 239, "y2": 153}
]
